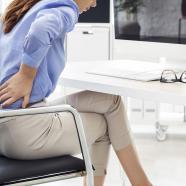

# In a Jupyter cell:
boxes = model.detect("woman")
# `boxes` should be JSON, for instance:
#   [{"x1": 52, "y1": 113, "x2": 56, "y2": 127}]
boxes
[{"x1": 0, "y1": 0, "x2": 153, "y2": 185}]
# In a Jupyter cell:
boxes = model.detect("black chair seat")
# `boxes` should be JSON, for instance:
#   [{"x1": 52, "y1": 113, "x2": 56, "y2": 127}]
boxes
[{"x1": 0, "y1": 155, "x2": 85, "y2": 185}]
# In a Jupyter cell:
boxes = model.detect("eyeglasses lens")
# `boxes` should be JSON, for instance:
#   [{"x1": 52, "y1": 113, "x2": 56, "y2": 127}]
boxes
[
  {"x1": 161, "y1": 70, "x2": 177, "y2": 83},
  {"x1": 181, "y1": 71, "x2": 186, "y2": 83}
]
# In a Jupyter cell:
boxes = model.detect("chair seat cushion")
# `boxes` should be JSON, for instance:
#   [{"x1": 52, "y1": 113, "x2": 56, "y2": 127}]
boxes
[{"x1": 0, "y1": 155, "x2": 85, "y2": 185}]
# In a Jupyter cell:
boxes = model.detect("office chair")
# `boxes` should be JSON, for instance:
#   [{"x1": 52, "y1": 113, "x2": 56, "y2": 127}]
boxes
[{"x1": 0, "y1": 105, "x2": 94, "y2": 186}]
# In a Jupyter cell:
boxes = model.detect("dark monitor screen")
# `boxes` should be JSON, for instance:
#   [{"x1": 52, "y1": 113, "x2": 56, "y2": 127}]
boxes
[
  {"x1": 114, "y1": 0, "x2": 186, "y2": 44},
  {"x1": 78, "y1": 0, "x2": 110, "y2": 23}
]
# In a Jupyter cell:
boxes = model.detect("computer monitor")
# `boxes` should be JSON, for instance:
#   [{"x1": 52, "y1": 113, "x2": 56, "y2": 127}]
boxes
[
  {"x1": 78, "y1": 0, "x2": 110, "y2": 23},
  {"x1": 113, "y1": 0, "x2": 186, "y2": 65}
]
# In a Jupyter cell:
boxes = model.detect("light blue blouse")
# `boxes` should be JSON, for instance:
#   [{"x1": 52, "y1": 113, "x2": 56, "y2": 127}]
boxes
[{"x1": 0, "y1": 0, "x2": 79, "y2": 109}]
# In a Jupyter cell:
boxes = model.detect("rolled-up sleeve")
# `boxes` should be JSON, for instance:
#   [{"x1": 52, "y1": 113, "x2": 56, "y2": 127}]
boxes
[{"x1": 22, "y1": 6, "x2": 78, "y2": 68}]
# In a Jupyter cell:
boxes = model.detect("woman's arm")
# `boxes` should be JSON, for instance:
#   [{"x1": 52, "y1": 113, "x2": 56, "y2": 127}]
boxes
[
  {"x1": 0, "y1": 5, "x2": 78, "y2": 108},
  {"x1": 22, "y1": 6, "x2": 78, "y2": 68},
  {"x1": 0, "y1": 64, "x2": 37, "y2": 108}
]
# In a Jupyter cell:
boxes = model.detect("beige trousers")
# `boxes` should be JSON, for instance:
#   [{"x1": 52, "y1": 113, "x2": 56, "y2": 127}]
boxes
[{"x1": 0, "y1": 91, "x2": 132, "y2": 176}]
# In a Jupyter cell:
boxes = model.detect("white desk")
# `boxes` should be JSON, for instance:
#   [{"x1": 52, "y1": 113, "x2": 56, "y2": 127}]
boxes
[{"x1": 60, "y1": 60, "x2": 186, "y2": 106}]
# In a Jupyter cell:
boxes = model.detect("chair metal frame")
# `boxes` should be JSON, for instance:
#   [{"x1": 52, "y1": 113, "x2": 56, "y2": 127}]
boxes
[{"x1": 0, "y1": 105, "x2": 94, "y2": 186}]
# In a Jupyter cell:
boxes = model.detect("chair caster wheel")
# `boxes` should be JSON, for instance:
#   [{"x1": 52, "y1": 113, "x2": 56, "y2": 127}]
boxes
[{"x1": 155, "y1": 122, "x2": 168, "y2": 141}]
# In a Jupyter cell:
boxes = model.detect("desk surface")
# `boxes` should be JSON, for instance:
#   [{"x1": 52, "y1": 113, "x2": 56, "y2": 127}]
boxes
[{"x1": 60, "y1": 60, "x2": 186, "y2": 105}]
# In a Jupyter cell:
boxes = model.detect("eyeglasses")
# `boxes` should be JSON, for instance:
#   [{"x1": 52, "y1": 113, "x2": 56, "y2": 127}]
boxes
[{"x1": 160, "y1": 70, "x2": 186, "y2": 83}]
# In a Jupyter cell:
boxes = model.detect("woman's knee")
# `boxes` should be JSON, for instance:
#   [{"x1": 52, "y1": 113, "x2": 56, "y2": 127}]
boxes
[
  {"x1": 106, "y1": 95, "x2": 123, "y2": 113},
  {"x1": 80, "y1": 112, "x2": 109, "y2": 145}
]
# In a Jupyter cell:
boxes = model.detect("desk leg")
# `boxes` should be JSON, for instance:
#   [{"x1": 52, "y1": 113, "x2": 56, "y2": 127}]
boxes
[
  {"x1": 178, "y1": 18, "x2": 182, "y2": 43},
  {"x1": 184, "y1": 106, "x2": 186, "y2": 122},
  {"x1": 155, "y1": 103, "x2": 168, "y2": 141}
]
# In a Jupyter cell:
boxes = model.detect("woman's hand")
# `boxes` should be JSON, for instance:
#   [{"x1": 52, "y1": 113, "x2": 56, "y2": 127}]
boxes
[{"x1": 0, "y1": 64, "x2": 37, "y2": 108}]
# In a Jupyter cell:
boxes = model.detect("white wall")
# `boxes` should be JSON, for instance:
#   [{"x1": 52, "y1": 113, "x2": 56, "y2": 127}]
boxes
[{"x1": 0, "y1": 0, "x2": 11, "y2": 14}]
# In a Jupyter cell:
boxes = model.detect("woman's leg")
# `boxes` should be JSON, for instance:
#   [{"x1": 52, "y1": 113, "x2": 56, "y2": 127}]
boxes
[
  {"x1": 0, "y1": 105, "x2": 110, "y2": 185},
  {"x1": 116, "y1": 145, "x2": 152, "y2": 186},
  {"x1": 0, "y1": 111, "x2": 110, "y2": 158},
  {"x1": 48, "y1": 90, "x2": 152, "y2": 186}
]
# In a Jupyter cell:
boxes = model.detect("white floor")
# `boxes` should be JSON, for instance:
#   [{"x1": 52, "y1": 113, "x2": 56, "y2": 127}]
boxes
[
  {"x1": 38, "y1": 133, "x2": 186, "y2": 186},
  {"x1": 133, "y1": 135, "x2": 186, "y2": 186}
]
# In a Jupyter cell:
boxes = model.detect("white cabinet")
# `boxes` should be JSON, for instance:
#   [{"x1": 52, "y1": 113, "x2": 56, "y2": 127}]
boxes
[
  {"x1": 66, "y1": 24, "x2": 111, "y2": 62},
  {"x1": 128, "y1": 98, "x2": 144, "y2": 123},
  {"x1": 64, "y1": 23, "x2": 112, "y2": 95},
  {"x1": 143, "y1": 100, "x2": 157, "y2": 122}
]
